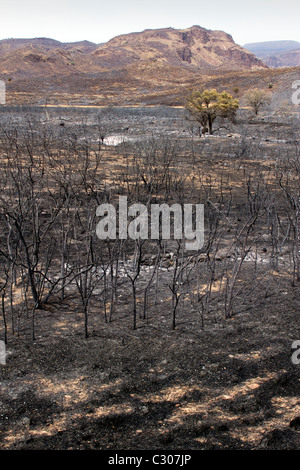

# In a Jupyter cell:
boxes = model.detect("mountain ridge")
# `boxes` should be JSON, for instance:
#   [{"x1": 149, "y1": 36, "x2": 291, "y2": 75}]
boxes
[
  {"x1": 90, "y1": 25, "x2": 264, "y2": 70},
  {"x1": 0, "y1": 25, "x2": 277, "y2": 107},
  {"x1": 0, "y1": 25, "x2": 267, "y2": 79}
]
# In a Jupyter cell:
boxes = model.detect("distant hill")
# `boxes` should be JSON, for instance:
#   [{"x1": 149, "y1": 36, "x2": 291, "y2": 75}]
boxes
[
  {"x1": 262, "y1": 49, "x2": 300, "y2": 68},
  {"x1": 0, "y1": 26, "x2": 267, "y2": 80},
  {"x1": 244, "y1": 40, "x2": 300, "y2": 58},
  {"x1": 91, "y1": 26, "x2": 266, "y2": 70},
  {"x1": 0, "y1": 37, "x2": 98, "y2": 56},
  {"x1": 244, "y1": 40, "x2": 300, "y2": 67},
  {"x1": 0, "y1": 26, "x2": 273, "y2": 106}
]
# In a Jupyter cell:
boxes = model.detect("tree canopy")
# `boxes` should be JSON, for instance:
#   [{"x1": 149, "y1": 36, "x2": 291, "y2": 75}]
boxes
[
  {"x1": 186, "y1": 88, "x2": 239, "y2": 135},
  {"x1": 245, "y1": 88, "x2": 271, "y2": 115}
]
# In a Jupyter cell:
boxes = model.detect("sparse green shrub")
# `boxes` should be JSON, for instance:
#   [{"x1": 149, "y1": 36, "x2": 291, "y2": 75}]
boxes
[{"x1": 245, "y1": 88, "x2": 271, "y2": 115}]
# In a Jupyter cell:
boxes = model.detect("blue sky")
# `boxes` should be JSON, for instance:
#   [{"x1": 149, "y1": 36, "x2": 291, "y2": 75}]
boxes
[{"x1": 1, "y1": 0, "x2": 299, "y2": 46}]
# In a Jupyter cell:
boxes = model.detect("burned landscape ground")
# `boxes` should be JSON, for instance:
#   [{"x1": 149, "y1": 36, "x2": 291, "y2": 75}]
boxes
[{"x1": 0, "y1": 104, "x2": 299, "y2": 450}]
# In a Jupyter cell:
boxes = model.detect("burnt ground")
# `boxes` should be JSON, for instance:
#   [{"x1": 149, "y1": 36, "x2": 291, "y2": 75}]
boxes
[
  {"x1": 0, "y1": 283, "x2": 299, "y2": 450},
  {"x1": 0, "y1": 105, "x2": 299, "y2": 451}
]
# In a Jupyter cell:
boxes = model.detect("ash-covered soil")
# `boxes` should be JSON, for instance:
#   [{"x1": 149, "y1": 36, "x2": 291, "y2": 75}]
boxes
[
  {"x1": 0, "y1": 284, "x2": 299, "y2": 450},
  {"x1": 0, "y1": 105, "x2": 299, "y2": 451}
]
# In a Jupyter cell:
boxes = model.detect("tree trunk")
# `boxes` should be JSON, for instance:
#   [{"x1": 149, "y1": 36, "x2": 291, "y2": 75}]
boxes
[{"x1": 208, "y1": 117, "x2": 213, "y2": 135}]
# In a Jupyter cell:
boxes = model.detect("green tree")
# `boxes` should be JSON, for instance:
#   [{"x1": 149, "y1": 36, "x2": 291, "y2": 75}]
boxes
[{"x1": 186, "y1": 88, "x2": 239, "y2": 135}]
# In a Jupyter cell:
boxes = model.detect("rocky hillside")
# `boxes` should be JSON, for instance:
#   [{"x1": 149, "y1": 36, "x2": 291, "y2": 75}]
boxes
[
  {"x1": 0, "y1": 26, "x2": 266, "y2": 80},
  {"x1": 0, "y1": 38, "x2": 99, "y2": 77},
  {"x1": 0, "y1": 26, "x2": 274, "y2": 106},
  {"x1": 91, "y1": 25, "x2": 266, "y2": 70},
  {"x1": 263, "y1": 49, "x2": 300, "y2": 68}
]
